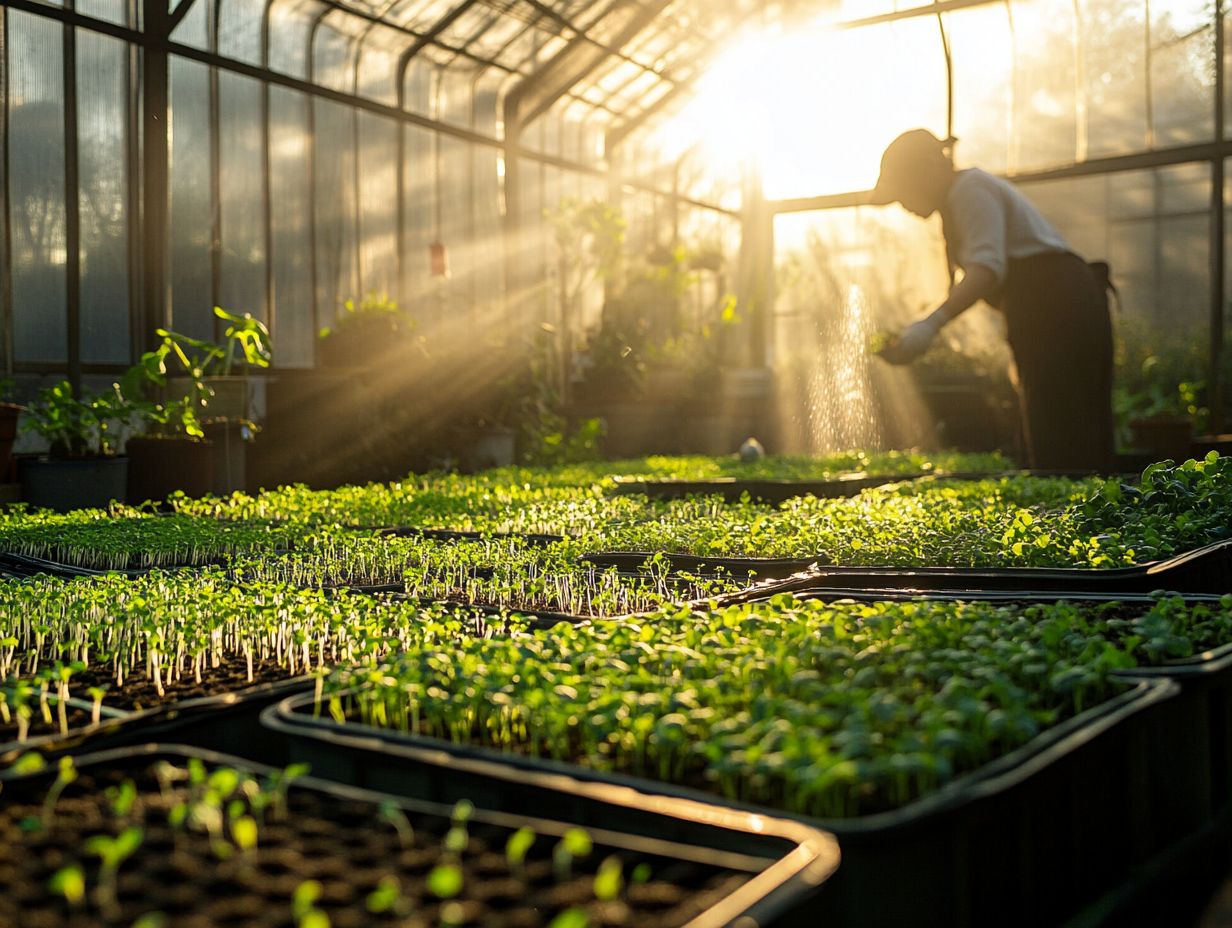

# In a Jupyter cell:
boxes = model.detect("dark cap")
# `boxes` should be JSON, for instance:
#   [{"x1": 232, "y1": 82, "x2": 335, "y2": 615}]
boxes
[{"x1": 870, "y1": 129, "x2": 954, "y2": 204}]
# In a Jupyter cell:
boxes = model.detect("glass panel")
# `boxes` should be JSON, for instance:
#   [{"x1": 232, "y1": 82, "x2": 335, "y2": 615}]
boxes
[
  {"x1": 513, "y1": 157, "x2": 549, "y2": 329},
  {"x1": 387, "y1": 0, "x2": 468, "y2": 33},
  {"x1": 312, "y1": 15, "x2": 358, "y2": 92},
  {"x1": 438, "y1": 134, "x2": 472, "y2": 315},
  {"x1": 269, "y1": 87, "x2": 314, "y2": 367},
  {"x1": 403, "y1": 58, "x2": 436, "y2": 118},
  {"x1": 402, "y1": 124, "x2": 436, "y2": 311},
  {"x1": 357, "y1": 113, "x2": 399, "y2": 298},
  {"x1": 8, "y1": 11, "x2": 67, "y2": 363},
  {"x1": 472, "y1": 143, "x2": 503, "y2": 332},
  {"x1": 77, "y1": 29, "x2": 130, "y2": 365},
  {"x1": 76, "y1": 0, "x2": 130, "y2": 28},
  {"x1": 217, "y1": 0, "x2": 265, "y2": 65},
  {"x1": 169, "y1": 56, "x2": 215, "y2": 340},
  {"x1": 355, "y1": 25, "x2": 401, "y2": 105},
  {"x1": 459, "y1": 10, "x2": 528, "y2": 58},
  {"x1": 217, "y1": 70, "x2": 267, "y2": 321},
  {"x1": 438, "y1": 65, "x2": 474, "y2": 128},
  {"x1": 1007, "y1": 0, "x2": 1081, "y2": 170},
  {"x1": 945, "y1": 3, "x2": 1013, "y2": 174},
  {"x1": 1080, "y1": 0, "x2": 1149, "y2": 157},
  {"x1": 312, "y1": 98, "x2": 358, "y2": 329},
  {"x1": 171, "y1": 0, "x2": 211, "y2": 50},
  {"x1": 1148, "y1": 0, "x2": 1215, "y2": 146},
  {"x1": 269, "y1": 0, "x2": 321, "y2": 79}
]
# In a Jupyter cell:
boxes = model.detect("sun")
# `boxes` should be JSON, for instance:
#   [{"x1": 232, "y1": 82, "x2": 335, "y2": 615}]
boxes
[{"x1": 653, "y1": 16, "x2": 949, "y2": 201}]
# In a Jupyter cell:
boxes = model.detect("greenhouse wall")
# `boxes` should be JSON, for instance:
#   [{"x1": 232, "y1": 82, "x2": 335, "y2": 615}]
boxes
[{"x1": 0, "y1": 0, "x2": 739, "y2": 394}]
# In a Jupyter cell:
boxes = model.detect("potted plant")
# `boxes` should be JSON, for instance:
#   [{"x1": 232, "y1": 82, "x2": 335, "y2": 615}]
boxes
[
  {"x1": 317, "y1": 292, "x2": 420, "y2": 370},
  {"x1": 1116, "y1": 377, "x2": 1201, "y2": 462},
  {"x1": 158, "y1": 308, "x2": 271, "y2": 494},
  {"x1": 120, "y1": 345, "x2": 213, "y2": 505},
  {"x1": 160, "y1": 306, "x2": 271, "y2": 422},
  {"x1": 19, "y1": 380, "x2": 138, "y2": 512}
]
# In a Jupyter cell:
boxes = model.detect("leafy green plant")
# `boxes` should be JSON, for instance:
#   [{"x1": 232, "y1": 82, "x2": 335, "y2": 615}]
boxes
[
  {"x1": 21, "y1": 380, "x2": 139, "y2": 458},
  {"x1": 318, "y1": 292, "x2": 413, "y2": 341}
]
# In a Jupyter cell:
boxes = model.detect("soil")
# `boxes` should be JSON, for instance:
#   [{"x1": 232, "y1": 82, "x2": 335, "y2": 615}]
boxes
[
  {"x1": 1, "y1": 657, "x2": 295, "y2": 745},
  {"x1": 0, "y1": 755, "x2": 752, "y2": 928}
]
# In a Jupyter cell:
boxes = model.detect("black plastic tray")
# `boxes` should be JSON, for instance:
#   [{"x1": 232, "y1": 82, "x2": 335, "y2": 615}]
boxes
[
  {"x1": 0, "y1": 744, "x2": 839, "y2": 928},
  {"x1": 608, "y1": 469, "x2": 1119, "y2": 504},
  {"x1": 0, "y1": 675, "x2": 313, "y2": 768},
  {"x1": 263, "y1": 679, "x2": 1178, "y2": 927},
  {"x1": 580, "y1": 551, "x2": 827, "y2": 579},
  {"x1": 692, "y1": 538, "x2": 1232, "y2": 596},
  {"x1": 373, "y1": 526, "x2": 569, "y2": 546}
]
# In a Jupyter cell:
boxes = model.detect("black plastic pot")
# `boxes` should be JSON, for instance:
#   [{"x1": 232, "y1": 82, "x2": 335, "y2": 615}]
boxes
[
  {"x1": 0, "y1": 744, "x2": 838, "y2": 928},
  {"x1": 692, "y1": 538, "x2": 1232, "y2": 596},
  {"x1": 0, "y1": 676, "x2": 313, "y2": 769},
  {"x1": 264, "y1": 679, "x2": 1177, "y2": 928},
  {"x1": 20, "y1": 455, "x2": 128, "y2": 513},
  {"x1": 125, "y1": 435, "x2": 215, "y2": 503}
]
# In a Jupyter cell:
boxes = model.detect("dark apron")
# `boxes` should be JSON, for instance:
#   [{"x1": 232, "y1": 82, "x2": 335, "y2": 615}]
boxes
[{"x1": 998, "y1": 251, "x2": 1114, "y2": 472}]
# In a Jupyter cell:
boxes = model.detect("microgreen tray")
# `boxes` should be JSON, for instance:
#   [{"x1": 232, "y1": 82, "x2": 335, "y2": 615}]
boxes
[
  {"x1": 0, "y1": 744, "x2": 838, "y2": 928},
  {"x1": 264, "y1": 679, "x2": 1178, "y2": 928},
  {"x1": 0, "y1": 676, "x2": 313, "y2": 769},
  {"x1": 608, "y1": 469, "x2": 1118, "y2": 504},
  {"x1": 701, "y1": 538, "x2": 1232, "y2": 596}
]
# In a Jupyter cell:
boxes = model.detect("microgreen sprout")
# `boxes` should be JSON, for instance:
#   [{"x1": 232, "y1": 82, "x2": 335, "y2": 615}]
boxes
[
  {"x1": 47, "y1": 865, "x2": 86, "y2": 909},
  {"x1": 84, "y1": 826, "x2": 143, "y2": 916},
  {"x1": 553, "y1": 828, "x2": 593, "y2": 881},
  {"x1": 365, "y1": 875, "x2": 403, "y2": 915},
  {"x1": 39, "y1": 756, "x2": 77, "y2": 828}
]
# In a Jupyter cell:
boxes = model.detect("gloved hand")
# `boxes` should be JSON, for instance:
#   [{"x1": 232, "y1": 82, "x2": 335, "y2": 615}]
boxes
[{"x1": 878, "y1": 317, "x2": 940, "y2": 365}]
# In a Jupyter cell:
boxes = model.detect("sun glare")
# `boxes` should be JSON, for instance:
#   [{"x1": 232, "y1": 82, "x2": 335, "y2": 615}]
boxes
[{"x1": 655, "y1": 18, "x2": 949, "y2": 201}]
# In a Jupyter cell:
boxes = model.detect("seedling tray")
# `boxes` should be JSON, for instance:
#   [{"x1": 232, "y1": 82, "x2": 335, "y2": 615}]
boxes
[
  {"x1": 580, "y1": 551, "x2": 827, "y2": 579},
  {"x1": 608, "y1": 469, "x2": 1119, "y2": 504},
  {"x1": 0, "y1": 551, "x2": 152, "y2": 580},
  {"x1": 0, "y1": 744, "x2": 838, "y2": 928},
  {"x1": 373, "y1": 526, "x2": 569, "y2": 546},
  {"x1": 264, "y1": 679, "x2": 1178, "y2": 928},
  {"x1": 695, "y1": 538, "x2": 1232, "y2": 596},
  {"x1": 0, "y1": 676, "x2": 313, "y2": 769}
]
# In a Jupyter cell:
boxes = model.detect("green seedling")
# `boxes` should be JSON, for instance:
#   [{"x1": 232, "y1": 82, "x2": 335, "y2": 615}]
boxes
[
  {"x1": 292, "y1": 880, "x2": 329, "y2": 928},
  {"x1": 426, "y1": 863, "x2": 463, "y2": 900},
  {"x1": 47, "y1": 865, "x2": 86, "y2": 908},
  {"x1": 40, "y1": 756, "x2": 77, "y2": 828},
  {"x1": 593, "y1": 856, "x2": 623, "y2": 902},
  {"x1": 365, "y1": 875, "x2": 403, "y2": 915},
  {"x1": 553, "y1": 828, "x2": 593, "y2": 881},
  {"x1": 547, "y1": 909, "x2": 591, "y2": 928},
  {"x1": 505, "y1": 826, "x2": 536, "y2": 875},
  {"x1": 378, "y1": 801, "x2": 415, "y2": 850},
  {"x1": 85, "y1": 826, "x2": 144, "y2": 916}
]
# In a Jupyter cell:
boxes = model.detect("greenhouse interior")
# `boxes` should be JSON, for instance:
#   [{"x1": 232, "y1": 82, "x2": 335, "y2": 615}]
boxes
[{"x1": 7, "y1": 0, "x2": 1232, "y2": 924}]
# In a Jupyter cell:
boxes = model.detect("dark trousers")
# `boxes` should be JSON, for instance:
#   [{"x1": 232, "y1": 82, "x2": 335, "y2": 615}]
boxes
[{"x1": 1000, "y1": 251, "x2": 1114, "y2": 472}]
